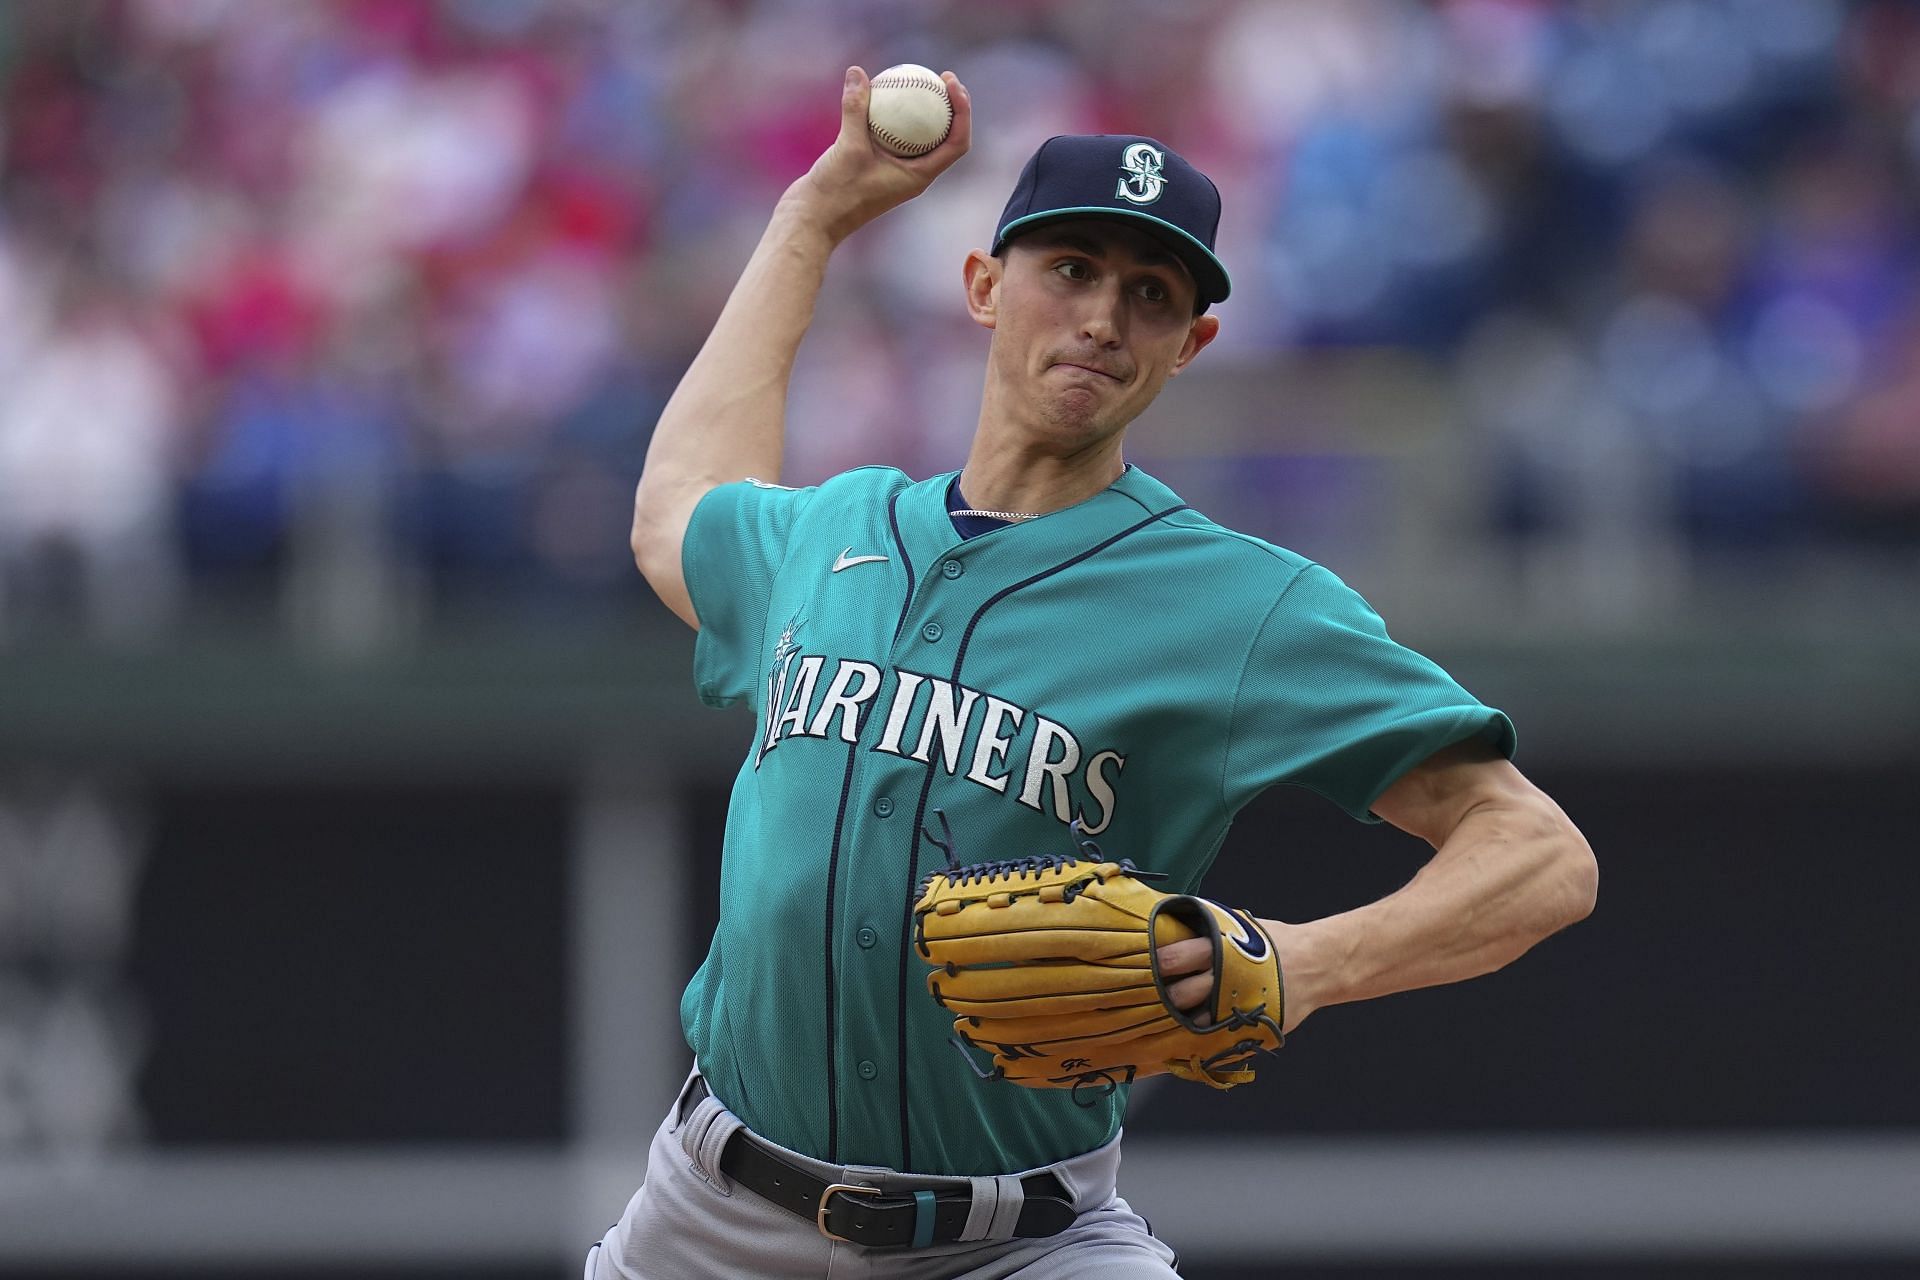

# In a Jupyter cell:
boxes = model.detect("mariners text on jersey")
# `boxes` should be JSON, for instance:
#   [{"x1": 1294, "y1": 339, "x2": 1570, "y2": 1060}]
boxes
[{"x1": 757, "y1": 626, "x2": 1128, "y2": 834}]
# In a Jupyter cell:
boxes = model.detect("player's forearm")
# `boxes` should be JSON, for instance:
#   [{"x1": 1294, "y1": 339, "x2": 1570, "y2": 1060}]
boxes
[
  {"x1": 636, "y1": 192, "x2": 836, "y2": 512},
  {"x1": 1269, "y1": 791, "x2": 1595, "y2": 1025},
  {"x1": 629, "y1": 192, "x2": 840, "y2": 619},
  {"x1": 630, "y1": 68, "x2": 970, "y2": 627}
]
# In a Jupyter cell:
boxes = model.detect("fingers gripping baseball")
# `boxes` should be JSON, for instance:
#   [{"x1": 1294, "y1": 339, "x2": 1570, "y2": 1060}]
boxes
[{"x1": 797, "y1": 66, "x2": 972, "y2": 243}]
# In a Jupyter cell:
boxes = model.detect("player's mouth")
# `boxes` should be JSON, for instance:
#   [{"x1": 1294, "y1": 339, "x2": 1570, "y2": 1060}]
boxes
[{"x1": 1050, "y1": 360, "x2": 1126, "y2": 382}]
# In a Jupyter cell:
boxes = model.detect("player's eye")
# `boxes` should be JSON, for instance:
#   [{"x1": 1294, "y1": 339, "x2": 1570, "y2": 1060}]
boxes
[
  {"x1": 1136, "y1": 279, "x2": 1169, "y2": 303},
  {"x1": 1054, "y1": 259, "x2": 1091, "y2": 281}
]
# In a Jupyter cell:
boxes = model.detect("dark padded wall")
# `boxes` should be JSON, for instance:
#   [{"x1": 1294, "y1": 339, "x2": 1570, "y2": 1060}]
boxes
[{"x1": 134, "y1": 784, "x2": 570, "y2": 1145}]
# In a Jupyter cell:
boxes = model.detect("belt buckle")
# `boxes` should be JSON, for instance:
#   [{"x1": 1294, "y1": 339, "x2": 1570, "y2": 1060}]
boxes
[{"x1": 816, "y1": 1182, "x2": 887, "y2": 1243}]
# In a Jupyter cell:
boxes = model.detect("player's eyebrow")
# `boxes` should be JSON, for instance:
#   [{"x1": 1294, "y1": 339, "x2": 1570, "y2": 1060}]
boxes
[{"x1": 1029, "y1": 229, "x2": 1182, "y2": 273}]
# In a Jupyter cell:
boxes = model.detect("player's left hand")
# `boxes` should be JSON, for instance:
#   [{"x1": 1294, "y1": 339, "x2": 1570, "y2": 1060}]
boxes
[
  {"x1": 1154, "y1": 937, "x2": 1217, "y2": 1023},
  {"x1": 915, "y1": 855, "x2": 1290, "y2": 1092},
  {"x1": 1158, "y1": 922, "x2": 1315, "y2": 1035}
]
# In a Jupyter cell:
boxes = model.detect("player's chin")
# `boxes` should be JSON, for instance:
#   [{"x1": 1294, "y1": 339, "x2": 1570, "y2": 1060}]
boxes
[
  {"x1": 1042, "y1": 382, "x2": 1129, "y2": 426},
  {"x1": 1037, "y1": 398, "x2": 1122, "y2": 444}
]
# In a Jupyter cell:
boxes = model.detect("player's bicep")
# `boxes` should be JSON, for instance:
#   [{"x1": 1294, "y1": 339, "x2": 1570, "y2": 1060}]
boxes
[{"x1": 1369, "y1": 738, "x2": 1524, "y2": 849}]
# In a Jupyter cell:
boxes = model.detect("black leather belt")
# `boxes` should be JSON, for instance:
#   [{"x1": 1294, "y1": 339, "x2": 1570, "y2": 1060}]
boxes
[{"x1": 686, "y1": 1078, "x2": 1078, "y2": 1248}]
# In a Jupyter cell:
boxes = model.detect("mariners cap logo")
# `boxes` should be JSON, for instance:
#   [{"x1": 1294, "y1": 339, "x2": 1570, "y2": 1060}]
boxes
[
  {"x1": 1115, "y1": 142, "x2": 1166, "y2": 205},
  {"x1": 993, "y1": 135, "x2": 1230, "y2": 305}
]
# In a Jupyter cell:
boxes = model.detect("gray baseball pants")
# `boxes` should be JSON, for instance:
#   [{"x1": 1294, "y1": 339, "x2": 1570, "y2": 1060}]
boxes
[{"x1": 585, "y1": 1067, "x2": 1180, "y2": 1279}]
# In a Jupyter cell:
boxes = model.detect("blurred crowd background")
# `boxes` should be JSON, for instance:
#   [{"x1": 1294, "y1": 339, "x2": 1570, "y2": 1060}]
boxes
[{"x1": 3, "y1": 0, "x2": 1918, "y2": 647}]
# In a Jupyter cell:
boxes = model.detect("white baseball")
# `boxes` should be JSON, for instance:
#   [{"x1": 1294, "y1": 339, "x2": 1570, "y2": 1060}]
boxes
[{"x1": 866, "y1": 63, "x2": 952, "y2": 157}]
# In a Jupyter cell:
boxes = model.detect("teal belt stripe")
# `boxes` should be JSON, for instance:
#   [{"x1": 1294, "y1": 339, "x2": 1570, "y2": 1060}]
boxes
[{"x1": 911, "y1": 1189, "x2": 936, "y2": 1248}]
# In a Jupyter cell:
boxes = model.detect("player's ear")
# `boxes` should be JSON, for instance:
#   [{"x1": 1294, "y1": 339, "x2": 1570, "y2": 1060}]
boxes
[
  {"x1": 962, "y1": 249, "x2": 999, "y2": 330},
  {"x1": 1169, "y1": 313, "x2": 1220, "y2": 376}
]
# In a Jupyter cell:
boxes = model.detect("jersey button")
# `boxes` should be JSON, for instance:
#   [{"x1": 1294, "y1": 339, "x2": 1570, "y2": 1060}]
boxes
[
  {"x1": 941, "y1": 559, "x2": 964, "y2": 580},
  {"x1": 873, "y1": 796, "x2": 894, "y2": 818},
  {"x1": 857, "y1": 1059, "x2": 878, "y2": 1081},
  {"x1": 921, "y1": 621, "x2": 943, "y2": 642},
  {"x1": 856, "y1": 926, "x2": 878, "y2": 949}
]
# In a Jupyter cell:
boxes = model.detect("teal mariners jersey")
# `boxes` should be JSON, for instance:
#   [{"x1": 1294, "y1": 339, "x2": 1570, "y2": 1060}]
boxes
[{"x1": 676, "y1": 464, "x2": 1515, "y2": 1177}]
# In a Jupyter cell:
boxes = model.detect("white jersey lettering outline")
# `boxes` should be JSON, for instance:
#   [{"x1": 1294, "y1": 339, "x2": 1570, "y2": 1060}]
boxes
[
  {"x1": 1018, "y1": 716, "x2": 1083, "y2": 822},
  {"x1": 1076, "y1": 749, "x2": 1126, "y2": 835},
  {"x1": 965, "y1": 696, "x2": 1025, "y2": 793},
  {"x1": 761, "y1": 642, "x2": 1122, "y2": 830},
  {"x1": 771, "y1": 655, "x2": 825, "y2": 744},
  {"x1": 909, "y1": 677, "x2": 981, "y2": 773},
  {"x1": 875, "y1": 671, "x2": 928, "y2": 755},
  {"x1": 807, "y1": 660, "x2": 883, "y2": 742}
]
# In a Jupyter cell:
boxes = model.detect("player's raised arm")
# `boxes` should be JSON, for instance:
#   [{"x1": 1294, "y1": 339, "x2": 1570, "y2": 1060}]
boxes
[{"x1": 630, "y1": 65, "x2": 972, "y2": 628}]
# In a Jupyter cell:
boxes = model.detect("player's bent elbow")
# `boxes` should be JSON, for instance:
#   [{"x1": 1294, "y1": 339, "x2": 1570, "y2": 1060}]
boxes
[
  {"x1": 629, "y1": 493, "x2": 658, "y2": 578},
  {"x1": 1552, "y1": 824, "x2": 1599, "y2": 930},
  {"x1": 628, "y1": 483, "x2": 700, "y2": 629},
  {"x1": 628, "y1": 473, "x2": 684, "y2": 575},
  {"x1": 628, "y1": 487, "x2": 656, "y2": 576},
  {"x1": 1509, "y1": 783, "x2": 1596, "y2": 935}
]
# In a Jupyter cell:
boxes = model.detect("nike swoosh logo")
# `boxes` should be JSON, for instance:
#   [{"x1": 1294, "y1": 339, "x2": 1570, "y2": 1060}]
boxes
[
  {"x1": 1220, "y1": 906, "x2": 1269, "y2": 962},
  {"x1": 832, "y1": 548, "x2": 890, "y2": 573}
]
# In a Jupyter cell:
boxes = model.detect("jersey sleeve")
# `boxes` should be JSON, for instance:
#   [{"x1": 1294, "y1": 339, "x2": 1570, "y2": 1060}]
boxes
[
  {"x1": 680, "y1": 478, "x2": 815, "y2": 709},
  {"x1": 1223, "y1": 564, "x2": 1516, "y2": 822}
]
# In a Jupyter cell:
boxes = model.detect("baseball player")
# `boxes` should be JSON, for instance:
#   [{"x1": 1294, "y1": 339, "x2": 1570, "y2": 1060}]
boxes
[{"x1": 597, "y1": 66, "x2": 1597, "y2": 1278}]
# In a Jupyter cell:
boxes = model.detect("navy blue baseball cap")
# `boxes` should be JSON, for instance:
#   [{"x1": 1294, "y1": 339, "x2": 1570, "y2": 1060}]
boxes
[{"x1": 992, "y1": 134, "x2": 1231, "y2": 310}]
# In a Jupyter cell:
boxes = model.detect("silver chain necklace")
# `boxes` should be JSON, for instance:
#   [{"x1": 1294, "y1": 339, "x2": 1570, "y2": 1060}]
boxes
[{"x1": 951, "y1": 506, "x2": 1043, "y2": 523}]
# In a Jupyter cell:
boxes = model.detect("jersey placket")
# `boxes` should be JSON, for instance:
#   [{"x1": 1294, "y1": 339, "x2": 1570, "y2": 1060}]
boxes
[
  {"x1": 823, "y1": 470, "x2": 1196, "y2": 1170},
  {"x1": 831, "y1": 516, "x2": 994, "y2": 1171}
]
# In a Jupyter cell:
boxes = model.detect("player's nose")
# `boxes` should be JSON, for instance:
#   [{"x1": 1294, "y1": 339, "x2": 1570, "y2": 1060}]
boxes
[{"x1": 1078, "y1": 289, "x2": 1125, "y2": 349}]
